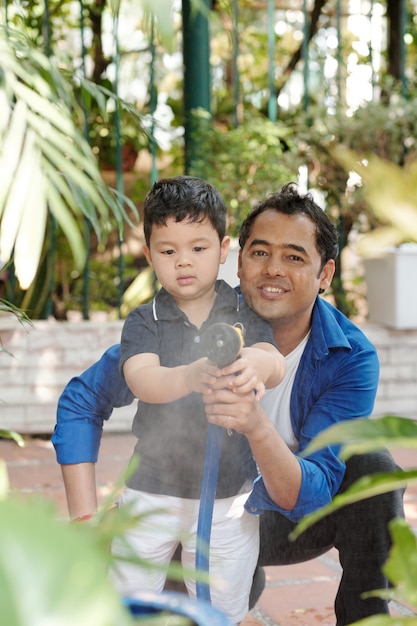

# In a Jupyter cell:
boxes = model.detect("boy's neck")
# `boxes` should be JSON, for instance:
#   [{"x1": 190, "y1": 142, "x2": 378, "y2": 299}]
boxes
[{"x1": 175, "y1": 288, "x2": 217, "y2": 329}]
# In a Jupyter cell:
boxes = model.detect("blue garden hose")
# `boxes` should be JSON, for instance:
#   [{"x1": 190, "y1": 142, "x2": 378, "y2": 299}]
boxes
[
  {"x1": 195, "y1": 423, "x2": 224, "y2": 601},
  {"x1": 196, "y1": 323, "x2": 244, "y2": 602}
]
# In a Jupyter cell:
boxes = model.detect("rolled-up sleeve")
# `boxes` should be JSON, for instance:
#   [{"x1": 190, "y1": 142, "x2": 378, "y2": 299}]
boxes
[
  {"x1": 52, "y1": 345, "x2": 134, "y2": 464},
  {"x1": 245, "y1": 449, "x2": 342, "y2": 522}
]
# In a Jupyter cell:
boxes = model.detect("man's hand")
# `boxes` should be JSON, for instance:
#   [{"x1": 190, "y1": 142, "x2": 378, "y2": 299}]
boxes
[{"x1": 202, "y1": 386, "x2": 265, "y2": 438}]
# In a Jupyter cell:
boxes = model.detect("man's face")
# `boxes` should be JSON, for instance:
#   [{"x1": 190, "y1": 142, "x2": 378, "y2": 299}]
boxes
[{"x1": 238, "y1": 209, "x2": 334, "y2": 338}]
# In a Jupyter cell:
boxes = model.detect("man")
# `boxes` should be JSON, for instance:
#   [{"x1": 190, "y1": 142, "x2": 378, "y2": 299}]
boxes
[{"x1": 52, "y1": 183, "x2": 404, "y2": 625}]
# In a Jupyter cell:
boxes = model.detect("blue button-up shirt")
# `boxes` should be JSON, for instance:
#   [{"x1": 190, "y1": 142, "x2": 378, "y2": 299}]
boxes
[
  {"x1": 52, "y1": 296, "x2": 379, "y2": 521},
  {"x1": 245, "y1": 297, "x2": 379, "y2": 521}
]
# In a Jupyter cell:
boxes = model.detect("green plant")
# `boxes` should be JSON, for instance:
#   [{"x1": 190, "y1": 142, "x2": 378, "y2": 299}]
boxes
[
  {"x1": 187, "y1": 110, "x2": 299, "y2": 236},
  {"x1": 0, "y1": 26, "x2": 138, "y2": 292},
  {"x1": 333, "y1": 148, "x2": 417, "y2": 256},
  {"x1": 291, "y1": 415, "x2": 417, "y2": 623},
  {"x1": 0, "y1": 448, "x2": 221, "y2": 625}
]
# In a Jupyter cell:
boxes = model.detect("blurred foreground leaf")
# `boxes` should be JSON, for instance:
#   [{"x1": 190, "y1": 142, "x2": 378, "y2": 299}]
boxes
[
  {"x1": 333, "y1": 147, "x2": 417, "y2": 255},
  {"x1": 0, "y1": 498, "x2": 135, "y2": 626}
]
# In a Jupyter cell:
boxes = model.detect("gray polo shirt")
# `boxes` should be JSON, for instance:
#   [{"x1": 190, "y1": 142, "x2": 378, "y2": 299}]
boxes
[{"x1": 120, "y1": 280, "x2": 276, "y2": 499}]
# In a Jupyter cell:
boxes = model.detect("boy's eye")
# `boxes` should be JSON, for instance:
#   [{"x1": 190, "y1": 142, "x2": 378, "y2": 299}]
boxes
[
  {"x1": 193, "y1": 246, "x2": 205, "y2": 252},
  {"x1": 162, "y1": 249, "x2": 175, "y2": 255}
]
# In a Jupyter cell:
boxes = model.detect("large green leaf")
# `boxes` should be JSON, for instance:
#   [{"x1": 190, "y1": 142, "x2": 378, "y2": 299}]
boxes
[
  {"x1": 0, "y1": 99, "x2": 27, "y2": 214},
  {"x1": 291, "y1": 469, "x2": 417, "y2": 539},
  {"x1": 300, "y1": 415, "x2": 417, "y2": 459},
  {"x1": 382, "y1": 519, "x2": 417, "y2": 608},
  {"x1": 333, "y1": 147, "x2": 417, "y2": 253},
  {"x1": 0, "y1": 26, "x2": 138, "y2": 291},
  {"x1": 348, "y1": 519, "x2": 417, "y2": 625},
  {"x1": 140, "y1": 0, "x2": 176, "y2": 50},
  {"x1": 13, "y1": 145, "x2": 47, "y2": 289},
  {"x1": 292, "y1": 415, "x2": 417, "y2": 539}
]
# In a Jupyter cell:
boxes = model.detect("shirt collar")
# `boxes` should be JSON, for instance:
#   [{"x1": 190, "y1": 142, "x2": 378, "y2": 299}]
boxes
[
  {"x1": 152, "y1": 280, "x2": 240, "y2": 322},
  {"x1": 310, "y1": 297, "x2": 352, "y2": 359}
]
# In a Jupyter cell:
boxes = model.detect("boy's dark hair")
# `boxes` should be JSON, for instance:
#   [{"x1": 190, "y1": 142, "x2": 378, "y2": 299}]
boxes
[
  {"x1": 143, "y1": 176, "x2": 227, "y2": 246},
  {"x1": 238, "y1": 182, "x2": 339, "y2": 269}
]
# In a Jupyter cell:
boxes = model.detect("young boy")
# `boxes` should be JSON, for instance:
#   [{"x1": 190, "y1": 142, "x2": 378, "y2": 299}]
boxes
[{"x1": 114, "y1": 176, "x2": 285, "y2": 624}]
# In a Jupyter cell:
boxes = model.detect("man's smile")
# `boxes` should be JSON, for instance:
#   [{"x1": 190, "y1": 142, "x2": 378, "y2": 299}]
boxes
[{"x1": 259, "y1": 285, "x2": 287, "y2": 296}]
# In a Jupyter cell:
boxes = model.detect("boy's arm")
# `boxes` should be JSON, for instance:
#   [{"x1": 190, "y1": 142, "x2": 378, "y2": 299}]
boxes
[
  {"x1": 61, "y1": 462, "x2": 97, "y2": 520},
  {"x1": 218, "y1": 343, "x2": 285, "y2": 396},
  {"x1": 123, "y1": 352, "x2": 220, "y2": 403},
  {"x1": 243, "y1": 342, "x2": 286, "y2": 388}
]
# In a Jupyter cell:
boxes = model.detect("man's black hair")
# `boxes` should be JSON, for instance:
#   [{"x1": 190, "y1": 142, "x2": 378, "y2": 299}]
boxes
[
  {"x1": 238, "y1": 182, "x2": 339, "y2": 268},
  {"x1": 143, "y1": 176, "x2": 227, "y2": 246}
]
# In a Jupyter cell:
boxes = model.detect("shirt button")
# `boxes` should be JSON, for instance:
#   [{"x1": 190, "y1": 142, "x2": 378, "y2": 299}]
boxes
[
  {"x1": 250, "y1": 507, "x2": 258, "y2": 513},
  {"x1": 194, "y1": 336, "x2": 201, "y2": 343}
]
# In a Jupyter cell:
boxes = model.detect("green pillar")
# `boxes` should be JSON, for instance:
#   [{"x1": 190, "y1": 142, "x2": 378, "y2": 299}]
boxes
[{"x1": 182, "y1": 0, "x2": 211, "y2": 173}]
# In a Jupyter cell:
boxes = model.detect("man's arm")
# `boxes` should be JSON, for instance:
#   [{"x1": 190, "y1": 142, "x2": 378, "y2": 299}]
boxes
[
  {"x1": 52, "y1": 344, "x2": 134, "y2": 518},
  {"x1": 204, "y1": 341, "x2": 379, "y2": 522},
  {"x1": 61, "y1": 463, "x2": 97, "y2": 520},
  {"x1": 203, "y1": 387, "x2": 302, "y2": 510}
]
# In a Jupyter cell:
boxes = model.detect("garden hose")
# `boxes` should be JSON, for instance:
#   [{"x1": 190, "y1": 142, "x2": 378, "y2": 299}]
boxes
[{"x1": 196, "y1": 323, "x2": 245, "y2": 602}]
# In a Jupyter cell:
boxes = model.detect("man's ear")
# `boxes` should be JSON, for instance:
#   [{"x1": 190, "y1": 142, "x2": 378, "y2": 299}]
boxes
[
  {"x1": 237, "y1": 249, "x2": 243, "y2": 278},
  {"x1": 143, "y1": 245, "x2": 153, "y2": 268},
  {"x1": 319, "y1": 259, "x2": 335, "y2": 292},
  {"x1": 219, "y1": 236, "x2": 230, "y2": 264}
]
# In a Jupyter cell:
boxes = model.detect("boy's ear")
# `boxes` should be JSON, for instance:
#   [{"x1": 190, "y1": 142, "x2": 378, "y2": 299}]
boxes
[
  {"x1": 219, "y1": 236, "x2": 230, "y2": 264},
  {"x1": 143, "y1": 245, "x2": 153, "y2": 268}
]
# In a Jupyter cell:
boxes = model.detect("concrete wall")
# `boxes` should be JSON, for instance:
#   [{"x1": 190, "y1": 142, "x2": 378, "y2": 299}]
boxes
[{"x1": 1, "y1": 315, "x2": 417, "y2": 434}]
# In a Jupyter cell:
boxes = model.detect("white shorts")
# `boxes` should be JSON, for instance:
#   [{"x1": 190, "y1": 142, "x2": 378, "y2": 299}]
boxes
[{"x1": 111, "y1": 488, "x2": 259, "y2": 624}]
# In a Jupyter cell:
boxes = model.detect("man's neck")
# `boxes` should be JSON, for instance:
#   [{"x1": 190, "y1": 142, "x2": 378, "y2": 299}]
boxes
[{"x1": 270, "y1": 317, "x2": 312, "y2": 357}]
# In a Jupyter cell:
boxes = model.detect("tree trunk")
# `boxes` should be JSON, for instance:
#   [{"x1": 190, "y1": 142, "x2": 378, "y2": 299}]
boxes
[{"x1": 387, "y1": 0, "x2": 404, "y2": 80}]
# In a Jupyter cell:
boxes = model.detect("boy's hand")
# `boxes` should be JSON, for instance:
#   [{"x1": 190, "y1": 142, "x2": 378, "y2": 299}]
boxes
[
  {"x1": 187, "y1": 357, "x2": 221, "y2": 394},
  {"x1": 217, "y1": 353, "x2": 266, "y2": 400}
]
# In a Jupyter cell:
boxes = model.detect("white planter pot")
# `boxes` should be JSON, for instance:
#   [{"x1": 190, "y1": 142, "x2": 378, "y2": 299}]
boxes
[{"x1": 364, "y1": 244, "x2": 417, "y2": 330}]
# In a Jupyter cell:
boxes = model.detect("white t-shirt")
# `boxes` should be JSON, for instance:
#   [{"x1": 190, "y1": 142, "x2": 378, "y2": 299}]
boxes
[{"x1": 260, "y1": 332, "x2": 311, "y2": 452}]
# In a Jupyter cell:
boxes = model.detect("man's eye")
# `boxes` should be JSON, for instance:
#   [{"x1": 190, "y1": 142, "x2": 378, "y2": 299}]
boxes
[
  {"x1": 289, "y1": 255, "x2": 303, "y2": 262},
  {"x1": 253, "y1": 250, "x2": 267, "y2": 257}
]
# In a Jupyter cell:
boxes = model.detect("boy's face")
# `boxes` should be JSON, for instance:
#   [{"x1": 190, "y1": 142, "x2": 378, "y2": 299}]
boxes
[{"x1": 144, "y1": 217, "x2": 230, "y2": 307}]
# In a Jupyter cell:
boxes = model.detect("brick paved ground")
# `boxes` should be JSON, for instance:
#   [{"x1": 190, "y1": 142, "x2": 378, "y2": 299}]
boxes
[{"x1": 1, "y1": 433, "x2": 417, "y2": 625}]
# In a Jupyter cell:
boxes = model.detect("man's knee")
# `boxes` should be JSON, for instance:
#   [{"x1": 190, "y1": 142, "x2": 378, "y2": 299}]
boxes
[
  {"x1": 341, "y1": 448, "x2": 402, "y2": 491},
  {"x1": 336, "y1": 449, "x2": 405, "y2": 538}
]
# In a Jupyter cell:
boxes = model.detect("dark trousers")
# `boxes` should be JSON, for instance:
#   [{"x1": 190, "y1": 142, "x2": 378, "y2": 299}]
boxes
[{"x1": 256, "y1": 450, "x2": 405, "y2": 625}]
